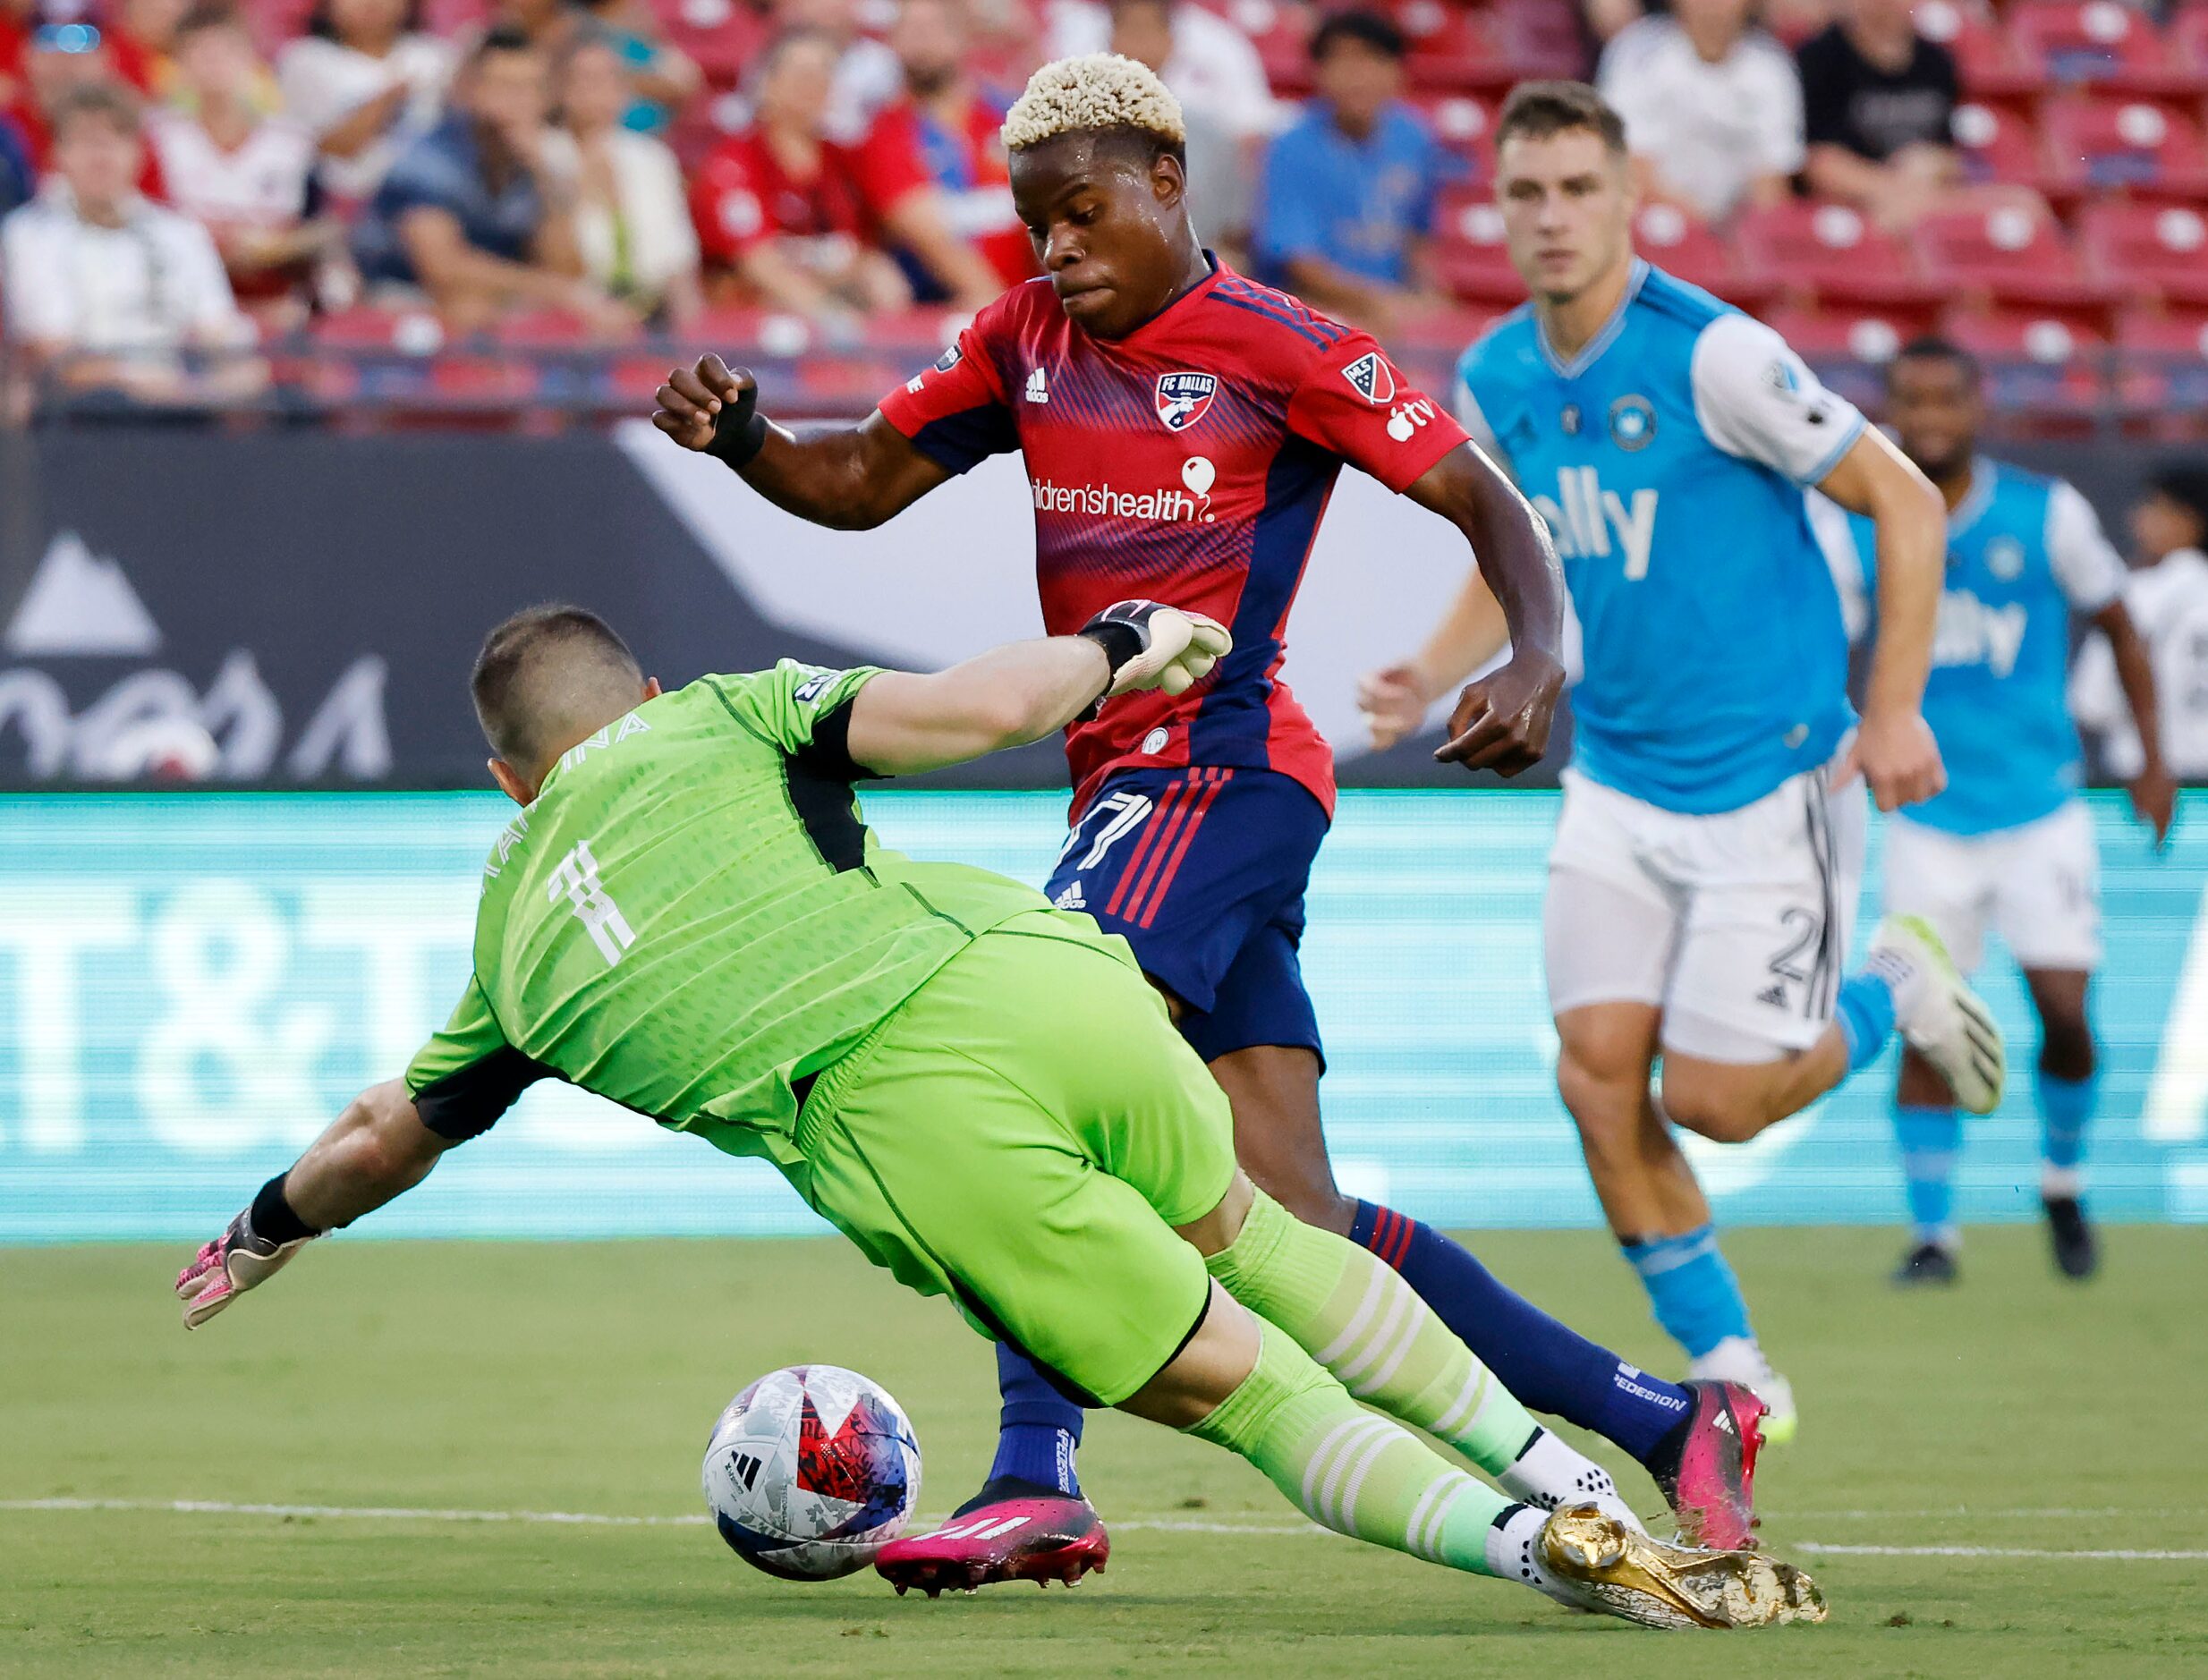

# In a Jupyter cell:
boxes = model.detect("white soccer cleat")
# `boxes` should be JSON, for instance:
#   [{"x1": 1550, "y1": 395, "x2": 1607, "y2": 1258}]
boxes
[
  {"x1": 1688, "y1": 1336, "x2": 1797, "y2": 1447},
  {"x1": 1866, "y1": 915, "x2": 2006, "y2": 1116}
]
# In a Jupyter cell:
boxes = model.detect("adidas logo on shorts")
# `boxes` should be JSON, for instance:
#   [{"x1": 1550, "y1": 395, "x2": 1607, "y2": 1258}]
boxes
[{"x1": 1053, "y1": 881, "x2": 1086, "y2": 910}]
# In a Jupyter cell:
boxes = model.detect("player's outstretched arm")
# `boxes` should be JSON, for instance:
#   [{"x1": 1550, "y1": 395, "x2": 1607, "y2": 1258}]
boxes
[
  {"x1": 1819, "y1": 428, "x2": 1949, "y2": 811},
  {"x1": 2094, "y1": 597, "x2": 2177, "y2": 845},
  {"x1": 650, "y1": 353, "x2": 952, "y2": 531},
  {"x1": 846, "y1": 604, "x2": 1231, "y2": 776},
  {"x1": 1401, "y1": 443, "x2": 1567, "y2": 774},
  {"x1": 174, "y1": 1080, "x2": 458, "y2": 1329}
]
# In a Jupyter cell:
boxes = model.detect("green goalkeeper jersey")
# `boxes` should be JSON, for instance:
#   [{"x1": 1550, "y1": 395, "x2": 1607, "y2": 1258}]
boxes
[{"x1": 401, "y1": 662, "x2": 1049, "y2": 1162}]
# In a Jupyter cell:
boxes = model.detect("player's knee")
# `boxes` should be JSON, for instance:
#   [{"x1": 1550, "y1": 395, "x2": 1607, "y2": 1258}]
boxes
[{"x1": 1656, "y1": 1072, "x2": 1771, "y2": 1145}]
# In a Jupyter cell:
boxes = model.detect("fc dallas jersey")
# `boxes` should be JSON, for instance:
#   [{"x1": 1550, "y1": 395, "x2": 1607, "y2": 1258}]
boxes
[{"x1": 876, "y1": 259, "x2": 1468, "y2": 817}]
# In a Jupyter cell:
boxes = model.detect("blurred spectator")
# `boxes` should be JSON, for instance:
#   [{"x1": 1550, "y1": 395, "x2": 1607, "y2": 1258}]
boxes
[
  {"x1": 3, "y1": 82, "x2": 263, "y2": 413},
  {"x1": 1252, "y1": 10, "x2": 1450, "y2": 332},
  {"x1": 0, "y1": 100, "x2": 30, "y2": 215},
  {"x1": 778, "y1": 0, "x2": 901, "y2": 141},
  {"x1": 572, "y1": 0, "x2": 701, "y2": 134},
  {"x1": 2075, "y1": 466, "x2": 2208, "y2": 781},
  {"x1": 1107, "y1": 0, "x2": 1253, "y2": 247},
  {"x1": 690, "y1": 28, "x2": 909, "y2": 324},
  {"x1": 149, "y1": 6, "x2": 336, "y2": 327},
  {"x1": 351, "y1": 28, "x2": 636, "y2": 333},
  {"x1": 105, "y1": 0, "x2": 191, "y2": 100},
  {"x1": 0, "y1": 0, "x2": 36, "y2": 112},
  {"x1": 1584, "y1": 0, "x2": 1834, "y2": 47},
  {"x1": 849, "y1": 0, "x2": 1027, "y2": 304},
  {"x1": 276, "y1": 0, "x2": 456, "y2": 205},
  {"x1": 12, "y1": 20, "x2": 165, "y2": 197},
  {"x1": 1052, "y1": 0, "x2": 1273, "y2": 148},
  {"x1": 541, "y1": 27, "x2": 701, "y2": 325},
  {"x1": 1599, "y1": 0, "x2": 1803, "y2": 221},
  {"x1": 1797, "y1": 0, "x2": 1958, "y2": 229}
]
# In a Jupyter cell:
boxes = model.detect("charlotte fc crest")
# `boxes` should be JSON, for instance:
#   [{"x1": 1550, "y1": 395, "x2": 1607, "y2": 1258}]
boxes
[
  {"x1": 1340, "y1": 351, "x2": 1396, "y2": 404},
  {"x1": 1155, "y1": 370, "x2": 1218, "y2": 432}
]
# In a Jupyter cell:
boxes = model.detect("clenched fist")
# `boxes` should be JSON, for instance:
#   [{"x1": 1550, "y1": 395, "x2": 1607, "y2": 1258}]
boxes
[{"x1": 652, "y1": 353, "x2": 755, "y2": 453}]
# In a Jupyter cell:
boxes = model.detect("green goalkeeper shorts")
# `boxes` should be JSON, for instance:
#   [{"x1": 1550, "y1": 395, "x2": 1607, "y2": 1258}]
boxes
[{"x1": 786, "y1": 908, "x2": 1237, "y2": 1406}]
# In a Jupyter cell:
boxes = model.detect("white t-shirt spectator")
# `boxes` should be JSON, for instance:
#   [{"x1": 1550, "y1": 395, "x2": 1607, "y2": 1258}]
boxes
[
  {"x1": 539, "y1": 125, "x2": 699, "y2": 314},
  {"x1": 1598, "y1": 16, "x2": 1805, "y2": 220},
  {"x1": 1048, "y1": 0, "x2": 1278, "y2": 140},
  {"x1": 2071, "y1": 547, "x2": 2208, "y2": 779},
  {"x1": 2, "y1": 185, "x2": 250, "y2": 357},
  {"x1": 146, "y1": 109, "x2": 316, "y2": 235},
  {"x1": 276, "y1": 32, "x2": 456, "y2": 200}
]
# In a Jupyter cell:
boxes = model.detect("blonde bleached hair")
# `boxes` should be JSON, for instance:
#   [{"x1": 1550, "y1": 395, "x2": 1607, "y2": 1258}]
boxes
[{"x1": 1001, "y1": 53, "x2": 1186, "y2": 154}]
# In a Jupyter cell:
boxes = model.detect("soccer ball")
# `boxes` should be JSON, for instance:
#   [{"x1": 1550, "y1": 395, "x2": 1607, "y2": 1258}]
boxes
[{"x1": 701, "y1": 1364, "x2": 922, "y2": 1580}]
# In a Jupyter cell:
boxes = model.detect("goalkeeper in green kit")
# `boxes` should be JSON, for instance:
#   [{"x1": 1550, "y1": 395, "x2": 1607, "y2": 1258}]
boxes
[{"x1": 174, "y1": 599, "x2": 1822, "y2": 1630}]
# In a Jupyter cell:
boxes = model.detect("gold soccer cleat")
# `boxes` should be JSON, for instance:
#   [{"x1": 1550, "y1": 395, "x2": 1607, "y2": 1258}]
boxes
[{"x1": 1536, "y1": 1503, "x2": 1828, "y2": 1630}]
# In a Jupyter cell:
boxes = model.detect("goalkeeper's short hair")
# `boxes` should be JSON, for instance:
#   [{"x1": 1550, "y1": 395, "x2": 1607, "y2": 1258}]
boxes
[{"x1": 1001, "y1": 53, "x2": 1188, "y2": 166}]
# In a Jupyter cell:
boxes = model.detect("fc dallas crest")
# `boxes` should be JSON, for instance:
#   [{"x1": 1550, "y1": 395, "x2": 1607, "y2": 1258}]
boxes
[{"x1": 1155, "y1": 370, "x2": 1218, "y2": 432}]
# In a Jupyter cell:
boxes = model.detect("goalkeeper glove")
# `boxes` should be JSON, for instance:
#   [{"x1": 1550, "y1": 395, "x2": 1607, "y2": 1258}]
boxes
[
  {"x1": 1076, "y1": 600, "x2": 1232, "y2": 711},
  {"x1": 175, "y1": 1177, "x2": 318, "y2": 1330}
]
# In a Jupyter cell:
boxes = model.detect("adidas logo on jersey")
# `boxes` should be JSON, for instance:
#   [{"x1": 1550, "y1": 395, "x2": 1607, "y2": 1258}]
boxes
[
  {"x1": 1532, "y1": 467, "x2": 1659, "y2": 580},
  {"x1": 1024, "y1": 367, "x2": 1049, "y2": 403},
  {"x1": 1757, "y1": 981, "x2": 1790, "y2": 1008},
  {"x1": 1053, "y1": 881, "x2": 1087, "y2": 910}
]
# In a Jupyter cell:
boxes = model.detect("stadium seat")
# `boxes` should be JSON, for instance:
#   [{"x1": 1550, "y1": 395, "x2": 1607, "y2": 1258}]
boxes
[
  {"x1": 2042, "y1": 97, "x2": 2208, "y2": 197},
  {"x1": 1491, "y1": 0, "x2": 1589, "y2": 81},
  {"x1": 1392, "y1": 0, "x2": 1513, "y2": 91},
  {"x1": 1757, "y1": 305, "x2": 1923, "y2": 412},
  {"x1": 1217, "y1": 0, "x2": 1315, "y2": 95},
  {"x1": 1914, "y1": 0, "x2": 2047, "y2": 99},
  {"x1": 2008, "y1": 0, "x2": 2198, "y2": 96},
  {"x1": 1735, "y1": 201, "x2": 1939, "y2": 310},
  {"x1": 1629, "y1": 203, "x2": 1770, "y2": 310},
  {"x1": 1940, "y1": 309, "x2": 2111, "y2": 418},
  {"x1": 1950, "y1": 101, "x2": 2050, "y2": 191},
  {"x1": 495, "y1": 309, "x2": 641, "y2": 349},
  {"x1": 1913, "y1": 199, "x2": 2110, "y2": 317},
  {"x1": 2114, "y1": 305, "x2": 2208, "y2": 419},
  {"x1": 2175, "y1": 4, "x2": 2208, "y2": 76},
  {"x1": 1411, "y1": 91, "x2": 1501, "y2": 179},
  {"x1": 1431, "y1": 188, "x2": 1524, "y2": 304},
  {"x1": 2078, "y1": 200, "x2": 2208, "y2": 307},
  {"x1": 662, "y1": 0, "x2": 772, "y2": 91}
]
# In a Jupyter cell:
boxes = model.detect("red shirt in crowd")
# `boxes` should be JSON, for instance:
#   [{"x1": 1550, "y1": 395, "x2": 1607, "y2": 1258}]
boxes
[
  {"x1": 876, "y1": 261, "x2": 1468, "y2": 817},
  {"x1": 688, "y1": 127, "x2": 870, "y2": 268},
  {"x1": 848, "y1": 91, "x2": 1036, "y2": 288}
]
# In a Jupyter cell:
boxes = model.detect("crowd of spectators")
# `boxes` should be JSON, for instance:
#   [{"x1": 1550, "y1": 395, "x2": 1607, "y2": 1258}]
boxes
[{"x1": 0, "y1": 0, "x2": 2200, "y2": 417}]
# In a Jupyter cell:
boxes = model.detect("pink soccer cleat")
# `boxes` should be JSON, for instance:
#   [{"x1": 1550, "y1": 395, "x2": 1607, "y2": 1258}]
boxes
[
  {"x1": 1649, "y1": 1379, "x2": 1766, "y2": 1550},
  {"x1": 874, "y1": 1494, "x2": 1108, "y2": 1596}
]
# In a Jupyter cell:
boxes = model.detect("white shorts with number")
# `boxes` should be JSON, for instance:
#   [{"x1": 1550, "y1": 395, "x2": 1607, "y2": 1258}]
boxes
[
  {"x1": 1882, "y1": 802, "x2": 2101, "y2": 975},
  {"x1": 1544, "y1": 762, "x2": 1868, "y2": 1064}
]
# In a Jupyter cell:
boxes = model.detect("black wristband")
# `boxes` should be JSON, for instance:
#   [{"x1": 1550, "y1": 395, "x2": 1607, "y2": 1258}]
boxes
[
  {"x1": 703, "y1": 381, "x2": 769, "y2": 471},
  {"x1": 251, "y1": 1171, "x2": 322, "y2": 1245},
  {"x1": 1077, "y1": 619, "x2": 1146, "y2": 682}
]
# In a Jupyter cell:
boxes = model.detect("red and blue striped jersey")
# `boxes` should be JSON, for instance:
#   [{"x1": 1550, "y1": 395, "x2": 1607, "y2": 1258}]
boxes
[{"x1": 875, "y1": 259, "x2": 1469, "y2": 818}]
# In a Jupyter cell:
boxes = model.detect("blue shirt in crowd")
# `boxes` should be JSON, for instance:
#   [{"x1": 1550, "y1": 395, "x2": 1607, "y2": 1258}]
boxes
[
  {"x1": 1253, "y1": 100, "x2": 1456, "y2": 290},
  {"x1": 352, "y1": 116, "x2": 545, "y2": 288}
]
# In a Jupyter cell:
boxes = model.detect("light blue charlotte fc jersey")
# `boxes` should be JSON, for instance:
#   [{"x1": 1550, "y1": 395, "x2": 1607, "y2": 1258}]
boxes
[
  {"x1": 1455, "y1": 261, "x2": 1864, "y2": 815},
  {"x1": 1830, "y1": 457, "x2": 2126, "y2": 836}
]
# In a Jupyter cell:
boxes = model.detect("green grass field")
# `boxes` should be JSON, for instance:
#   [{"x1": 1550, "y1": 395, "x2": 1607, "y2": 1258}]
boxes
[{"x1": 7, "y1": 1226, "x2": 2206, "y2": 1677}]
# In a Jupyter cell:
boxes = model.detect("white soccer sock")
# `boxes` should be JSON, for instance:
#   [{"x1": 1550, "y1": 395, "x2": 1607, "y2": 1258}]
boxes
[
  {"x1": 1495, "y1": 1427, "x2": 1642, "y2": 1532},
  {"x1": 1485, "y1": 1502, "x2": 1576, "y2": 1604}
]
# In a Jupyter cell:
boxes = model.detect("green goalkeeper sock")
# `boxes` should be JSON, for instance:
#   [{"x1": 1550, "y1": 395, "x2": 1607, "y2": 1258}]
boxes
[
  {"x1": 1205, "y1": 1190, "x2": 1629, "y2": 1517},
  {"x1": 1185, "y1": 1319, "x2": 1530, "y2": 1578}
]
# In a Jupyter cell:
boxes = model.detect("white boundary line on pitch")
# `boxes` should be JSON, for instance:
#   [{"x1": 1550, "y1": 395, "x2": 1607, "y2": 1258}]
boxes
[{"x1": 5, "y1": 1498, "x2": 2207, "y2": 1560}]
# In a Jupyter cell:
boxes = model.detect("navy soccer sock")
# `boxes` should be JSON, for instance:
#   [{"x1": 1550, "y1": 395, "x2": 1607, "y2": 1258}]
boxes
[
  {"x1": 1351, "y1": 1201, "x2": 1691, "y2": 1464},
  {"x1": 976, "y1": 1343, "x2": 1083, "y2": 1506}
]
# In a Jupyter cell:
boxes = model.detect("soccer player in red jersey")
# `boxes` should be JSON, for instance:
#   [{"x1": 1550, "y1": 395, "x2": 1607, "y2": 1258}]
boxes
[{"x1": 653, "y1": 52, "x2": 1767, "y2": 1590}]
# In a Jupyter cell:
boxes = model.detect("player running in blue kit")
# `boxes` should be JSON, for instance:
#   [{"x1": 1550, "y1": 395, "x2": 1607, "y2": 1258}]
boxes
[
  {"x1": 651, "y1": 55, "x2": 1774, "y2": 1587},
  {"x1": 1823, "y1": 338, "x2": 2174, "y2": 1286},
  {"x1": 1359, "y1": 82, "x2": 2006, "y2": 1442}
]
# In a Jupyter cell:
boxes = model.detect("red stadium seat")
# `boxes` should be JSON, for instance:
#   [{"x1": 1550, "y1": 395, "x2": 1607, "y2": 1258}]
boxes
[
  {"x1": 2176, "y1": 4, "x2": 2208, "y2": 74},
  {"x1": 1734, "y1": 200, "x2": 1938, "y2": 309},
  {"x1": 1431, "y1": 187, "x2": 1524, "y2": 304},
  {"x1": 661, "y1": 0, "x2": 772, "y2": 89},
  {"x1": 1411, "y1": 91, "x2": 1501, "y2": 179},
  {"x1": 1491, "y1": 0, "x2": 1588, "y2": 81},
  {"x1": 310, "y1": 307, "x2": 447, "y2": 354},
  {"x1": 1218, "y1": 0, "x2": 1315, "y2": 96},
  {"x1": 1629, "y1": 203, "x2": 1770, "y2": 309},
  {"x1": 495, "y1": 309, "x2": 643, "y2": 349},
  {"x1": 1914, "y1": 199, "x2": 2110, "y2": 316},
  {"x1": 1393, "y1": 0, "x2": 1513, "y2": 92},
  {"x1": 1940, "y1": 308, "x2": 2111, "y2": 416},
  {"x1": 2042, "y1": 97, "x2": 2208, "y2": 197},
  {"x1": 1950, "y1": 101, "x2": 2050, "y2": 191},
  {"x1": 2008, "y1": 0, "x2": 2197, "y2": 96},
  {"x1": 1914, "y1": 0, "x2": 2046, "y2": 98},
  {"x1": 2114, "y1": 305, "x2": 2208, "y2": 417},
  {"x1": 2078, "y1": 199, "x2": 2208, "y2": 306},
  {"x1": 1757, "y1": 305, "x2": 1927, "y2": 412}
]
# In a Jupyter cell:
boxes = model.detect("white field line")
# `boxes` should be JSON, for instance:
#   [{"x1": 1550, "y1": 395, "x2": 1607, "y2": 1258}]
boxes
[{"x1": 5, "y1": 1498, "x2": 2208, "y2": 1560}]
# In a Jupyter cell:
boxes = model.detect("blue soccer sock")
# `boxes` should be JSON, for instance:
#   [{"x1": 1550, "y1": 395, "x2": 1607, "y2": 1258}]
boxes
[
  {"x1": 2036, "y1": 1069, "x2": 2097, "y2": 1184},
  {"x1": 1351, "y1": 1201, "x2": 1692, "y2": 1463},
  {"x1": 1620, "y1": 1225, "x2": 1755, "y2": 1362},
  {"x1": 980, "y1": 1343, "x2": 1083, "y2": 1505},
  {"x1": 1835, "y1": 970, "x2": 1900, "y2": 1075},
  {"x1": 1893, "y1": 1103, "x2": 1962, "y2": 1245}
]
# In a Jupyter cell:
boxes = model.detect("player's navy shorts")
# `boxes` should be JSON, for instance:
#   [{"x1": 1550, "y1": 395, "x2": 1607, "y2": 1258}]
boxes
[{"x1": 1042, "y1": 765, "x2": 1329, "y2": 1065}]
